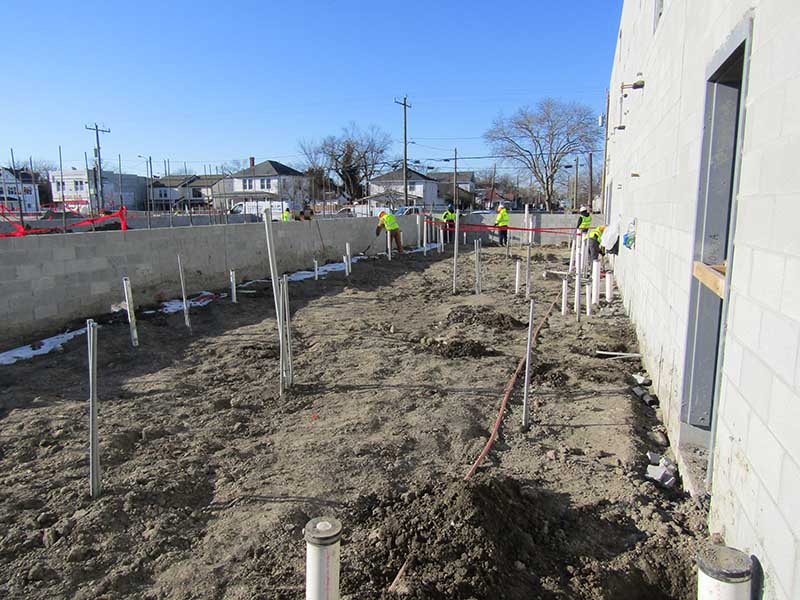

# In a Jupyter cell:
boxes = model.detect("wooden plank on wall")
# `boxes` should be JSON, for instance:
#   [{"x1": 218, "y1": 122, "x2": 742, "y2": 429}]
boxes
[{"x1": 693, "y1": 261, "x2": 726, "y2": 299}]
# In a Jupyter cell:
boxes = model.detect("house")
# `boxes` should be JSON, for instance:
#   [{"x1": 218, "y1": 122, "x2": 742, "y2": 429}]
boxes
[
  {"x1": 149, "y1": 175, "x2": 192, "y2": 210},
  {"x1": 0, "y1": 168, "x2": 43, "y2": 213},
  {"x1": 48, "y1": 168, "x2": 147, "y2": 213},
  {"x1": 229, "y1": 157, "x2": 309, "y2": 206},
  {"x1": 428, "y1": 170, "x2": 476, "y2": 196},
  {"x1": 368, "y1": 167, "x2": 438, "y2": 207},
  {"x1": 606, "y1": 1, "x2": 799, "y2": 598}
]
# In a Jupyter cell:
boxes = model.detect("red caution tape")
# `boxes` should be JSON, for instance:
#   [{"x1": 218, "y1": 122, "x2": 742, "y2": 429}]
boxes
[{"x1": 0, "y1": 207, "x2": 128, "y2": 238}]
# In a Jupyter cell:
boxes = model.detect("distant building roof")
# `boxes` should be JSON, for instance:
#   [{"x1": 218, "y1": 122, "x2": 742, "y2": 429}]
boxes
[
  {"x1": 428, "y1": 171, "x2": 475, "y2": 184},
  {"x1": 152, "y1": 175, "x2": 195, "y2": 188},
  {"x1": 232, "y1": 160, "x2": 303, "y2": 178},
  {"x1": 1, "y1": 167, "x2": 46, "y2": 184},
  {"x1": 186, "y1": 175, "x2": 224, "y2": 187},
  {"x1": 370, "y1": 167, "x2": 436, "y2": 183}
]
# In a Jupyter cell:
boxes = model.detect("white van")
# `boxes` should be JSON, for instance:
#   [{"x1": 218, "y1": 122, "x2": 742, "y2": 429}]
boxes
[{"x1": 230, "y1": 200, "x2": 298, "y2": 221}]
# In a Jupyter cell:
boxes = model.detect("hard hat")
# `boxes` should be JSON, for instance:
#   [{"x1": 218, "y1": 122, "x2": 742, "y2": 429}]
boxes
[
  {"x1": 448, "y1": 203, "x2": 454, "y2": 210},
  {"x1": 378, "y1": 211, "x2": 386, "y2": 218},
  {"x1": 599, "y1": 225, "x2": 607, "y2": 232},
  {"x1": 579, "y1": 205, "x2": 588, "y2": 212},
  {"x1": 497, "y1": 203, "x2": 504, "y2": 210}
]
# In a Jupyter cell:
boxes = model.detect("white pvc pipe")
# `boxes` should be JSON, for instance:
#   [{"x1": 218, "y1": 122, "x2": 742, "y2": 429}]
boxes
[
  {"x1": 586, "y1": 283, "x2": 592, "y2": 317},
  {"x1": 575, "y1": 268, "x2": 581, "y2": 322},
  {"x1": 568, "y1": 239, "x2": 575, "y2": 274},
  {"x1": 87, "y1": 319, "x2": 101, "y2": 498},
  {"x1": 515, "y1": 260, "x2": 521, "y2": 295},
  {"x1": 561, "y1": 278, "x2": 568, "y2": 316},
  {"x1": 521, "y1": 299, "x2": 535, "y2": 431},
  {"x1": 305, "y1": 517, "x2": 342, "y2": 600},
  {"x1": 314, "y1": 259, "x2": 319, "y2": 281},
  {"x1": 525, "y1": 245, "x2": 531, "y2": 299},
  {"x1": 346, "y1": 242, "x2": 351, "y2": 271},
  {"x1": 416, "y1": 214, "x2": 421, "y2": 248},
  {"x1": 524, "y1": 204, "x2": 530, "y2": 246},
  {"x1": 177, "y1": 254, "x2": 192, "y2": 333},
  {"x1": 122, "y1": 277, "x2": 139, "y2": 347},
  {"x1": 452, "y1": 210, "x2": 460, "y2": 295},
  {"x1": 592, "y1": 260, "x2": 600, "y2": 305},
  {"x1": 343, "y1": 255, "x2": 349, "y2": 276},
  {"x1": 229, "y1": 270, "x2": 238, "y2": 304},
  {"x1": 697, "y1": 546, "x2": 753, "y2": 600},
  {"x1": 423, "y1": 218, "x2": 428, "y2": 256},
  {"x1": 605, "y1": 272, "x2": 614, "y2": 302},
  {"x1": 387, "y1": 229, "x2": 391, "y2": 261},
  {"x1": 282, "y1": 274, "x2": 293, "y2": 386}
]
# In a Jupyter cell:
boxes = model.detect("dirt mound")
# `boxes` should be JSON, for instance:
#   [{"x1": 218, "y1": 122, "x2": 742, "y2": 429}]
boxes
[
  {"x1": 430, "y1": 338, "x2": 496, "y2": 358},
  {"x1": 531, "y1": 360, "x2": 569, "y2": 387},
  {"x1": 342, "y1": 475, "x2": 697, "y2": 599},
  {"x1": 447, "y1": 305, "x2": 524, "y2": 330}
]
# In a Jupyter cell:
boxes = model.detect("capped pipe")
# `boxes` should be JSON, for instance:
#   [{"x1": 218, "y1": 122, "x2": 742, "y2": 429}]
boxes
[
  {"x1": 515, "y1": 259, "x2": 521, "y2": 295},
  {"x1": 696, "y1": 545, "x2": 753, "y2": 600},
  {"x1": 605, "y1": 271, "x2": 614, "y2": 302},
  {"x1": 561, "y1": 278, "x2": 568, "y2": 316},
  {"x1": 305, "y1": 516, "x2": 342, "y2": 600},
  {"x1": 229, "y1": 270, "x2": 238, "y2": 303}
]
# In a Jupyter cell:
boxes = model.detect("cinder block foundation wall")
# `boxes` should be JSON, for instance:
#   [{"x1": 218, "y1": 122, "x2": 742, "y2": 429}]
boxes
[
  {"x1": 0, "y1": 216, "x2": 422, "y2": 350},
  {"x1": 464, "y1": 213, "x2": 579, "y2": 246},
  {"x1": 608, "y1": 1, "x2": 800, "y2": 598}
]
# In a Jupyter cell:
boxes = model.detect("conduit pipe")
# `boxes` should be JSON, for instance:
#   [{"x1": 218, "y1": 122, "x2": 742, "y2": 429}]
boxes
[
  {"x1": 515, "y1": 260, "x2": 521, "y2": 295},
  {"x1": 229, "y1": 270, "x2": 238, "y2": 303},
  {"x1": 521, "y1": 299, "x2": 535, "y2": 432},
  {"x1": 452, "y1": 209, "x2": 460, "y2": 294},
  {"x1": 464, "y1": 301, "x2": 555, "y2": 480},
  {"x1": 696, "y1": 545, "x2": 753, "y2": 600},
  {"x1": 305, "y1": 516, "x2": 342, "y2": 600},
  {"x1": 605, "y1": 272, "x2": 614, "y2": 302},
  {"x1": 586, "y1": 283, "x2": 592, "y2": 317},
  {"x1": 561, "y1": 278, "x2": 568, "y2": 316},
  {"x1": 122, "y1": 277, "x2": 139, "y2": 347},
  {"x1": 592, "y1": 260, "x2": 600, "y2": 305}
]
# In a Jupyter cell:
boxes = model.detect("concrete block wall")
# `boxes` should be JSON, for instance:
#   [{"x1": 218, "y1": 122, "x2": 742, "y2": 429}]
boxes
[
  {"x1": 608, "y1": 1, "x2": 800, "y2": 598},
  {"x1": 0, "y1": 215, "x2": 421, "y2": 349},
  {"x1": 463, "y1": 212, "x2": 580, "y2": 246}
]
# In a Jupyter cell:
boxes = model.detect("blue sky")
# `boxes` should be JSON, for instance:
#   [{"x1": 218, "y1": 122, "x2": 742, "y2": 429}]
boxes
[{"x1": 2, "y1": 0, "x2": 622, "y2": 176}]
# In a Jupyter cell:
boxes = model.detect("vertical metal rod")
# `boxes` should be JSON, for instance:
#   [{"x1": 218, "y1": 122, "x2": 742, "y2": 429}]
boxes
[
  {"x1": 87, "y1": 319, "x2": 101, "y2": 498},
  {"x1": 452, "y1": 209, "x2": 460, "y2": 294},
  {"x1": 438, "y1": 228, "x2": 443, "y2": 253},
  {"x1": 166, "y1": 159, "x2": 174, "y2": 228},
  {"x1": 343, "y1": 255, "x2": 349, "y2": 276},
  {"x1": 314, "y1": 259, "x2": 319, "y2": 281},
  {"x1": 276, "y1": 278, "x2": 285, "y2": 394},
  {"x1": 122, "y1": 277, "x2": 139, "y2": 347},
  {"x1": 386, "y1": 229, "x2": 391, "y2": 261},
  {"x1": 416, "y1": 214, "x2": 421, "y2": 248},
  {"x1": 575, "y1": 268, "x2": 581, "y2": 322},
  {"x1": 521, "y1": 299, "x2": 535, "y2": 432},
  {"x1": 478, "y1": 242, "x2": 482, "y2": 293},
  {"x1": 346, "y1": 242, "x2": 352, "y2": 271},
  {"x1": 58, "y1": 145, "x2": 66, "y2": 231},
  {"x1": 282, "y1": 274, "x2": 293, "y2": 386},
  {"x1": 230, "y1": 270, "x2": 238, "y2": 303},
  {"x1": 84, "y1": 152, "x2": 96, "y2": 230},
  {"x1": 561, "y1": 278, "x2": 568, "y2": 316},
  {"x1": 474, "y1": 240, "x2": 479, "y2": 295},
  {"x1": 525, "y1": 245, "x2": 531, "y2": 299},
  {"x1": 515, "y1": 260, "x2": 521, "y2": 295},
  {"x1": 423, "y1": 218, "x2": 428, "y2": 255},
  {"x1": 263, "y1": 210, "x2": 286, "y2": 394},
  {"x1": 177, "y1": 254, "x2": 192, "y2": 332}
]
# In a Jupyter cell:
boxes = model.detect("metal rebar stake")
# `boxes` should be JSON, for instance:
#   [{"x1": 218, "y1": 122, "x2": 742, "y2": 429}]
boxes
[
  {"x1": 122, "y1": 277, "x2": 139, "y2": 347},
  {"x1": 230, "y1": 270, "x2": 238, "y2": 303},
  {"x1": 525, "y1": 245, "x2": 531, "y2": 299},
  {"x1": 515, "y1": 259, "x2": 521, "y2": 295},
  {"x1": 452, "y1": 210, "x2": 460, "y2": 294},
  {"x1": 346, "y1": 242, "x2": 352, "y2": 271},
  {"x1": 282, "y1": 274, "x2": 293, "y2": 387},
  {"x1": 522, "y1": 299, "x2": 535, "y2": 432},
  {"x1": 423, "y1": 218, "x2": 428, "y2": 256},
  {"x1": 561, "y1": 278, "x2": 568, "y2": 316},
  {"x1": 177, "y1": 254, "x2": 192, "y2": 333},
  {"x1": 314, "y1": 259, "x2": 319, "y2": 281},
  {"x1": 87, "y1": 319, "x2": 101, "y2": 498}
]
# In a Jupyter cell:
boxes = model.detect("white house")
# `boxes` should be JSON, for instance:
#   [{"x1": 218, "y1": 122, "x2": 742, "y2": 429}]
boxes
[
  {"x1": 606, "y1": 1, "x2": 800, "y2": 598},
  {"x1": 0, "y1": 168, "x2": 42, "y2": 213},
  {"x1": 368, "y1": 167, "x2": 438, "y2": 207},
  {"x1": 229, "y1": 157, "x2": 309, "y2": 206},
  {"x1": 428, "y1": 170, "x2": 476, "y2": 195},
  {"x1": 49, "y1": 168, "x2": 146, "y2": 213}
]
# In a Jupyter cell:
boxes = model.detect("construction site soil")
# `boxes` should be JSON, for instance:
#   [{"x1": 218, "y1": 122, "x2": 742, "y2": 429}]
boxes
[{"x1": 0, "y1": 243, "x2": 708, "y2": 599}]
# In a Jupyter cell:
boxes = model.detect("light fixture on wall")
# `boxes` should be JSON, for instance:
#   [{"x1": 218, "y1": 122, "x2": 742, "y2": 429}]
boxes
[{"x1": 617, "y1": 77, "x2": 645, "y2": 129}]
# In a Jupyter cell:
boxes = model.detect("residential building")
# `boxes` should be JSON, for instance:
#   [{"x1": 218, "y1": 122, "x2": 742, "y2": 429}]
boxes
[
  {"x1": 606, "y1": 1, "x2": 800, "y2": 598},
  {"x1": 428, "y1": 170, "x2": 476, "y2": 195},
  {"x1": 0, "y1": 168, "x2": 43, "y2": 213},
  {"x1": 48, "y1": 168, "x2": 146, "y2": 213},
  {"x1": 229, "y1": 157, "x2": 309, "y2": 206},
  {"x1": 368, "y1": 167, "x2": 438, "y2": 207}
]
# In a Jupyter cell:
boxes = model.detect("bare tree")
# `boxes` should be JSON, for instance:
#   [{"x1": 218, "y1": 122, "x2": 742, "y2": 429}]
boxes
[
  {"x1": 484, "y1": 98, "x2": 600, "y2": 212},
  {"x1": 303, "y1": 124, "x2": 392, "y2": 201}
]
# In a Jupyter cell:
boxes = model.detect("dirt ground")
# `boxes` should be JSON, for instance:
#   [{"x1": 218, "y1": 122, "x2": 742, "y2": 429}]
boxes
[{"x1": 0, "y1": 241, "x2": 708, "y2": 599}]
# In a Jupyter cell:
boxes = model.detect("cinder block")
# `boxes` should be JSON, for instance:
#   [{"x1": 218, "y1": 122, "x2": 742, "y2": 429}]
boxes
[
  {"x1": 51, "y1": 246, "x2": 77, "y2": 262},
  {"x1": 33, "y1": 303, "x2": 58, "y2": 320},
  {"x1": 778, "y1": 456, "x2": 800, "y2": 539},
  {"x1": 90, "y1": 281, "x2": 113, "y2": 296},
  {"x1": 754, "y1": 491, "x2": 797, "y2": 600},
  {"x1": 750, "y1": 249, "x2": 785, "y2": 311},
  {"x1": 769, "y1": 377, "x2": 800, "y2": 462},
  {"x1": 731, "y1": 292, "x2": 763, "y2": 352},
  {"x1": 758, "y1": 309, "x2": 800, "y2": 378},
  {"x1": 738, "y1": 349, "x2": 773, "y2": 424},
  {"x1": 746, "y1": 411, "x2": 784, "y2": 498}
]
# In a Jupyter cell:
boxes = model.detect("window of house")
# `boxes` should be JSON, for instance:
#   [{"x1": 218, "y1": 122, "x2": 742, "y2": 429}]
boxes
[{"x1": 260, "y1": 178, "x2": 267, "y2": 189}]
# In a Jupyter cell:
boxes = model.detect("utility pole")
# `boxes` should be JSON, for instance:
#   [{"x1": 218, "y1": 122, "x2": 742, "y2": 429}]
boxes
[
  {"x1": 394, "y1": 96, "x2": 411, "y2": 206},
  {"x1": 84, "y1": 153, "x2": 96, "y2": 230},
  {"x1": 85, "y1": 123, "x2": 110, "y2": 210},
  {"x1": 587, "y1": 152, "x2": 593, "y2": 212}
]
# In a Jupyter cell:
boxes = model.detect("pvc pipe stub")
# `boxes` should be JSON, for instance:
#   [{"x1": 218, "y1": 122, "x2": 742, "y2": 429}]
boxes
[
  {"x1": 305, "y1": 516, "x2": 342, "y2": 547},
  {"x1": 697, "y1": 545, "x2": 753, "y2": 583}
]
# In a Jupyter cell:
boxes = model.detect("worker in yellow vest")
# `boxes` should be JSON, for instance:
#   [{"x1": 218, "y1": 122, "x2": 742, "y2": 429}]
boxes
[
  {"x1": 377, "y1": 211, "x2": 403, "y2": 254},
  {"x1": 282, "y1": 208, "x2": 291, "y2": 222},
  {"x1": 495, "y1": 203, "x2": 509, "y2": 246},
  {"x1": 576, "y1": 206, "x2": 592, "y2": 237},
  {"x1": 441, "y1": 204, "x2": 456, "y2": 243},
  {"x1": 587, "y1": 225, "x2": 607, "y2": 262}
]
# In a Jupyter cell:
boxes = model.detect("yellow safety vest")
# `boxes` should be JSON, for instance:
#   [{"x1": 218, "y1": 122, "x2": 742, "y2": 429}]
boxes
[
  {"x1": 442, "y1": 210, "x2": 456, "y2": 222},
  {"x1": 579, "y1": 214, "x2": 592, "y2": 229},
  {"x1": 282, "y1": 210, "x2": 291, "y2": 222},
  {"x1": 495, "y1": 208, "x2": 509, "y2": 227},
  {"x1": 381, "y1": 213, "x2": 400, "y2": 231},
  {"x1": 589, "y1": 227, "x2": 603, "y2": 242}
]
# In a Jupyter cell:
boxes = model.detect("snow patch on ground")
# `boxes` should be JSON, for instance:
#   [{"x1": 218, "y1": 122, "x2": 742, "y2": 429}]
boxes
[{"x1": 0, "y1": 328, "x2": 88, "y2": 365}]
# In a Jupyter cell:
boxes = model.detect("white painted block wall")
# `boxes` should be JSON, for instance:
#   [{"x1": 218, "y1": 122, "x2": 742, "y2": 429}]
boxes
[{"x1": 608, "y1": 1, "x2": 800, "y2": 598}]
